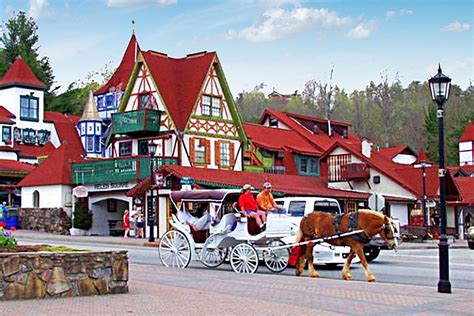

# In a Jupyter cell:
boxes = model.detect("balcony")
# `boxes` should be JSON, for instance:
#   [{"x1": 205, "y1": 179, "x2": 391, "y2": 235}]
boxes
[
  {"x1": 72, "y1": 156, "x2": 178, "y2": 185},
  {"x1": 340, "y1": 163, "x2": 370, "y2": 180},
  {"x1": 264, "y1": 166, "x2": 286, "y2": 175},
  {"x1": 111, "y1": 109, "x2": 161, "y2": 136}
]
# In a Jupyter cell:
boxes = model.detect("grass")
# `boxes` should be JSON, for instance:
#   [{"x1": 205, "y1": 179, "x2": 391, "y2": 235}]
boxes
[{"x1": 38, "y1": 245, "x2": 84, "y2": 252}]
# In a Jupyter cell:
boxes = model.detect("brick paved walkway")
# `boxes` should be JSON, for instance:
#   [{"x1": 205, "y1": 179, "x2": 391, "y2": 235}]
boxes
[{"x1": 1, "y1": 263, "x2": 472, "y2": 315}]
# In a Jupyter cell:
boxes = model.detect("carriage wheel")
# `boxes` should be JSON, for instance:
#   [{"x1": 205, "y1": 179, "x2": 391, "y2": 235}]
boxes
[
  {"x1": 263, "y1": 239, "x2": 290, "y2": 273},
  {"x1": 158, "y1": 230, "x2": 191, "y2": 269},
  {"x1": 201, "y1": 235, "x2": 227, "y2": 268},
  {"x1": 230, "y1": 243, "x2": 259, "y2": 274}
]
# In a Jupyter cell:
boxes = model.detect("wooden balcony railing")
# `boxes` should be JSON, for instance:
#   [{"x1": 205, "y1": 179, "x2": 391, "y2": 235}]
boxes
[
  {"x1": 340, "y1": 163, "x2": 370, "y2": 180},
  {"x1": 72, "y1": 156, "x2": 178, "y2": 185}
]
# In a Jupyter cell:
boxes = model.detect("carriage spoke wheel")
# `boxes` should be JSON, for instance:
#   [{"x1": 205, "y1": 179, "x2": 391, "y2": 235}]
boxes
[
  {"x1": 201, "y1": 235, "x2": 227, "y2": 268},
  {"x1": 263, "y1": 240, "x2": 289, "y2": 273},
  {"x1": 230, "y1": 243, "x2": 259, "y2": 274},
  {"x1": 158, "y1": 230, "x2": 191, "y2": 269}
]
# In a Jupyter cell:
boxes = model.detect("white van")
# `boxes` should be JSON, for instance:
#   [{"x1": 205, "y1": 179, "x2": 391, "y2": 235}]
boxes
[{"x1": 275, "y1": 197, "x2": 360, "y2": 266}]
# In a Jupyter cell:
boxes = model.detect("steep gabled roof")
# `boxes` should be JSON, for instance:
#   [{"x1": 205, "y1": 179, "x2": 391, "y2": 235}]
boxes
[
  {"x1": 141, "y1": 50, "x2": 216, "y2": 130},
  {"x1": 0, "y1": 106, "x2": 15, "y2": 124},
  {"x1": 379, "y1": 145, "x2": 416, "y2": 160},
  {"x1": 128, "y1": 165, "x2": 369, "y2": 199},
  {"x1": 0, "y1": 57, "x2": 46, "y2": 90},
  {"x1": 14, "y1": 142, "x2": 56, "y2": 159},
  {"x1": 44, "y1": 111, "x2": 82, "y2": 149},
  {"x1": 95, "y1": 34, "x2": 140, "y2": 95},
  {"x1": 459, "y1": 121, "x2": 474, "y2": 143},
  {"x1": 452, "y1": 177, "x2": 474, "y2": 206},
  {"x1": 18, "y1": 141, "x2": 84, "y2": 187},
  {"x1": 413, "y1": 149, "x2": 432, "y2": 165},
  {"x1": 243, "y1": 122, "x2": 321, "y2": 156}
]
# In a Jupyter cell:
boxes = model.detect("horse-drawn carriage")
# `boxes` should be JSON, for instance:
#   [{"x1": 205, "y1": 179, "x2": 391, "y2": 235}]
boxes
[{"x1": 158, "y1": 189, "x2": 294, "y2": 274}]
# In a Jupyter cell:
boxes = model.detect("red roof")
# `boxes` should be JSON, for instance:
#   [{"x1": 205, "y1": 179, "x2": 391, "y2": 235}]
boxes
[
  {"x1": 0, "y1": 159, "x2": 34, "y2": 175},
  {"x1": 44, "y1": 111, "x2": 82, "y2": 149},
  {"x1": 95, "y1": 34, "x2": 140, "y2": 95},
  {"x1": 18, "y1": 142, "x2": 84, "y2": 186},
  {"x1": 0, "y1": 106, "x2": 15, "y2": 124},
  {"x1": 243, "y1": 122, "x2": 321, "y2": 156},
  {"x1": 139, "y1": 165, "x2": 369, "y2": 199},
  {"x1": 14, "y1": 142, "x2": 56, "y2": 159},
  {"x1": 459, "y1": 121, "x2": 474, "y2": 143},
  {"x1": 379, "y1": 145, "x2": 415, "y2": 160},
  {"x1": 453, "y1": 177, "x2": 474, "y2": 206},
  {"x1": 142, "y1": 51, "x2": 215, "y2": 130},
  {"x1": 413, "y1": 149, "x2": 432, "y2": 165},
  {"x1": 0, "y1": 57, "x2": 46, "y2": 90}
]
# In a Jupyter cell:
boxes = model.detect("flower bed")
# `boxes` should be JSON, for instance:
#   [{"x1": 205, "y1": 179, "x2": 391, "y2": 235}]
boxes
[{"x1": 0, "y1": 237, "x2": 129, "y2": 300}]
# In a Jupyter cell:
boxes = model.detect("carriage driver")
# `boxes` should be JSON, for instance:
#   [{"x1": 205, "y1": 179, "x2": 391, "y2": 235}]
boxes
[
  {"x1": 256, "y1": 182, "x2": 284, "y2": 213},
  {"x1": 238, "y1": 184, "x2": 266, "y2": 229}
]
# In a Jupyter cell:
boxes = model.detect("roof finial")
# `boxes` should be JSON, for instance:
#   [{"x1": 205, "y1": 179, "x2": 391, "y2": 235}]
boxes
[
  {"x1": 438, "y1": 63, "x2": 442, "y2": 74},
  {"x1": 132, "y1": 20, "x2": 135, "y2": 34}
]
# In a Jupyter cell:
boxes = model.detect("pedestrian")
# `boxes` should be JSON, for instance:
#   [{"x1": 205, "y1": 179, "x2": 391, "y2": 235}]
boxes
[
  {"x1": 256, "y1": 182, "x2": 284, "y2": 213},
  {"x1": 136, "y1": 212, "x2": 144, "y2": 238},
  {"x1": 123, "y1": 209, "x2": 130, "y2": 238},
  {"x1": 465, "y1": 212, "x2": 472, "y2": 229},
  {"x1": 238, "y1": 184, "x2": 266, "y2": 229},
  {"x1": 432, "y1": 210, "x2": 441, "y2": 227}
]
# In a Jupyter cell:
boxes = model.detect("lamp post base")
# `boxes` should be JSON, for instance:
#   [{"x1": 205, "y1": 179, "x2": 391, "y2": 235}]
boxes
[
  {"x1": 437, "y1": 280, "x2": 452, "y2": 294},
  {"x1": 438, "y1": 235, "x2": 451, "y2": 293},
  {"x1": 148, "y1": 221, "x2": 155, "y2": 243}
]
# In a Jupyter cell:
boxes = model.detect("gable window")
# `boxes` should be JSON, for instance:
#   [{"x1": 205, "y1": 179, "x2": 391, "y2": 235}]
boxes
[
  {"x1": 33, "y1": 190, "x2": 40, "y2": 208},
  {"x1": 20, "y1": 95, "x2": 39, "y2": 121},
  {"x1": 220, "y1": 142, "x2": 230, "y2": 166},
  {"x1": 139, "y1": 93, "x2": 151, "y2": 108},
  {"x1": 269, "y1": 117, "x2": 278, "y2": 128},
  {"x1": 119, "y1": 141, "x2": 133, "y2": 157},
  {"x1": 2, "y1": 126, "x2": 12, "y2": 143},
  {"x1": 194, "y1": 139, "x2": 206, "y2": 165},
  {"x1": 201, "y1": 95, "x2": 221, "y2": 117}
]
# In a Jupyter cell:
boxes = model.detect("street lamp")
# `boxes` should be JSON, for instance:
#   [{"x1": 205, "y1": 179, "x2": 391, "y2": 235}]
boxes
[
  {"x1": 148, "y1": 140, "x2": 158, "y2": 242},
  {"x1": 413, "y1": 150, "x2": 432, "y2": 227},
  {"x1": 428, "y1": 64, "x2": 452, "y2": 294}
]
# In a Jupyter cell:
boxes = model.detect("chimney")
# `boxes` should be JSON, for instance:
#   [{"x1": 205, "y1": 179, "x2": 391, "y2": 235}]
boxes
[{"x1": 361, "y1": 139, "x2": 373, "y2": 158}]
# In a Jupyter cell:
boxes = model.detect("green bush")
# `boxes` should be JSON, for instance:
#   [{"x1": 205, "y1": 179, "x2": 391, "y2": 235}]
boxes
[
  {"x1": 73, "y1": 201, "x2": 93, "y2": 230},
  {"x1": 0, "y1": 228, "x2": 17, "y2": 249}
]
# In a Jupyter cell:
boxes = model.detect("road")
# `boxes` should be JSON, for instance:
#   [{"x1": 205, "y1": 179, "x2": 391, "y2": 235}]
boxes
[{"x1": 18, "y1": 237, "x2": 474, "y2": 290}]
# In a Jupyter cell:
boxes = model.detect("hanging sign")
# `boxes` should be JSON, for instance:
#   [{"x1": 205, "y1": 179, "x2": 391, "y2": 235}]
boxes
[{"x1": 73, "y1": 186, "x2": 88, "y2": 198}]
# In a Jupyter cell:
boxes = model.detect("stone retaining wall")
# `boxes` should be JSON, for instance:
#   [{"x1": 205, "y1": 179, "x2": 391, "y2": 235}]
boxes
[
  {"x1": 19, "y1": 208, "x2": 71, "y2": 235},
  {"x1": 0, "y1": 250, "x2": 128, "y2": 300}
]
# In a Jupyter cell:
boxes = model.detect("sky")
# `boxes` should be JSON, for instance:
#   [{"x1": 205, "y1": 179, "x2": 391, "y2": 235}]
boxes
[{"x1": 0, "y1": 0, "x2": 472, "y2": 97}]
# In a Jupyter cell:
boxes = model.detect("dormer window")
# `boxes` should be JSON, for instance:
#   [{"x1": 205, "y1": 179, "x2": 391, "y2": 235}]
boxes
[
  {"x1": 201, "y1": 95, "x2": 221, "y2": 117},
  {"x1": 269, "y1": 117, "x2": 278, "y2": 128},
  {"x1": 20, "y1": 95, "x2": 39, "y2": 121}
]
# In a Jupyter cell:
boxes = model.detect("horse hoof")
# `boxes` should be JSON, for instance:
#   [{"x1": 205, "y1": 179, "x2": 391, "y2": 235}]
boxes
[
  {"x1": 367, "y1": 276, "x2": 376, "y2": 282},
  {"x1": 309, "y1": 272, "x2": 320, "y2": 278},
  {"x1": 342, "y1": 274, "x2": 352, "y2": 281},
  {"x1": 295, "y1": 270, "x2": 302, "y2": 277}
]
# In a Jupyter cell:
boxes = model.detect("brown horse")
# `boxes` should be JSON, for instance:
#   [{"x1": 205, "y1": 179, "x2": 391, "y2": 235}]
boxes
[{"x1": 294, "y1": 210, "x2": 397, "y2": 282}]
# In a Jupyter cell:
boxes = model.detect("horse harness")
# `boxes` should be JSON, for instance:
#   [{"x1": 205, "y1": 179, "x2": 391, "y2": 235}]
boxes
[{"x1": 333, "y1": 212, "x2": 371, "y2": 245}]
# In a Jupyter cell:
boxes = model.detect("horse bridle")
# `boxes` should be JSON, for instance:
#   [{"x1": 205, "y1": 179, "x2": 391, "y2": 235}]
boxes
[{"x1": 380, "y1": 220, "x2": 398, "y2": 248}]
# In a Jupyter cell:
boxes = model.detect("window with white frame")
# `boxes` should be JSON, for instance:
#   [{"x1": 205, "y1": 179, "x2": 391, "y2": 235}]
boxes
[
  {"x1": 201, "y1": 95, "x2": 221, "y2": 117},
  {"x1": 2, "y1": 126, "x2": 11, "y2": 143},
  {"x1": 195, "y1": 139, "x2": 206, "y2": 164},
  {"x1": 220, "y1": 142, "x2": 230, "y2": 166},
  {"x1": 211, "y1": 97, "x2": 221, "y2": 117},
  {"x1": 201, "y1": 95, "x2": 211, "y2": 116},
  {"x1": 20, "y1": 95, "x2": 39, "y2": 121}
]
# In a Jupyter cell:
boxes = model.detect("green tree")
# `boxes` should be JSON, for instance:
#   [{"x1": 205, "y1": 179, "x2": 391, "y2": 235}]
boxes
[
  {"x1": 73, "y1": 200, "x2": 93, "y2": 231},
  {"x1": 0, "y1": 11, "x2": 55, "y2": 92},
  {"x1": 235, "y1": 84, "x2": 270, "y2": 122}
]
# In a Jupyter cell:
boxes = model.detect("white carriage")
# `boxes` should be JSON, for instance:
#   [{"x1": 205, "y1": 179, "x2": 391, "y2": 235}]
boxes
[{"x1": 158, "y1": 189, "x2": 295, "y2": 274}]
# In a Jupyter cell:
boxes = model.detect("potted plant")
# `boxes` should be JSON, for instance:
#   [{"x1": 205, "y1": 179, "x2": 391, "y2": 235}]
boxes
[{"x1": 70, "y1": 201, "x2": 93, "y2": 236}]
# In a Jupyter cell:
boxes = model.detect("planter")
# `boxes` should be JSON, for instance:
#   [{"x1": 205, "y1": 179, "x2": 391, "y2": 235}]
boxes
[
  {"x1": 70, "y1": 228, "x2": 88, "y2": 236},
  {"x1": 0, "y1": 247, "x2": 128, "y2": 300}
]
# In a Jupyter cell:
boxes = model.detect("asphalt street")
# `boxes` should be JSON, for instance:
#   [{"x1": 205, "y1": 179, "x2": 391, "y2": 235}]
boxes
[{"x1": 18, "y1": 237, "x2": 474, "y2": 290}]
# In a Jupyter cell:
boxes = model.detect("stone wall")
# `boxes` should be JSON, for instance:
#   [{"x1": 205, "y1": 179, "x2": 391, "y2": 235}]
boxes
[
  {"x1": 0, "y1": 250, "x2": 128, "y2": 300},
  {"x1": 19, "y1": 208, "x2": 71, "y2": 235}
]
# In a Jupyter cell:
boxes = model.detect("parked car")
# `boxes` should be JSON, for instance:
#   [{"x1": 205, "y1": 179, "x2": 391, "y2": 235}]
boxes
[
  {"x1": 468, "y1": 226, "x2": 474, "y2": 250},
  {"x1": 275, "y1": 197, "x2": 360, "y2": 266}
]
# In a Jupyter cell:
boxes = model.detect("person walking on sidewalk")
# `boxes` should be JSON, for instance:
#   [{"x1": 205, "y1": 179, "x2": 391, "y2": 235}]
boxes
[{"x1": 123, "y1": 210, "x2": 130, "y2": 238}]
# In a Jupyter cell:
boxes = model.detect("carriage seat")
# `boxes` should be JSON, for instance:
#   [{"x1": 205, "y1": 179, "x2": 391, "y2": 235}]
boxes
[
  {"x1": 247, "y1": 217, "x2": 262, "y2": 236},
  {"x1": 190, "y1": 226, "x2": 209, "y2": 243}
]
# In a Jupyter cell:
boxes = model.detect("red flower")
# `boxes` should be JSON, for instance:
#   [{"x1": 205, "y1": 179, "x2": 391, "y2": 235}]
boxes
[
  {"x1": 10, "y1": 226, "x2": 15, "y2": 231},
  {"x1": 0, "y1": 222, "x2": 6, "y2": 228}
]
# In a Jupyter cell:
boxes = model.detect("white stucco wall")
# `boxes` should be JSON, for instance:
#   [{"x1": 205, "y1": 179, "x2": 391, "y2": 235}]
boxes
[{"x1": 21, "y1": 184, "x2": 73, "y2": 216}]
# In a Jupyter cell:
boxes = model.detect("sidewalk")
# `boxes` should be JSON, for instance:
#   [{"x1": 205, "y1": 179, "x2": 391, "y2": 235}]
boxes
[{"x1": 13, "y1": 229, "x2": 468, "y2": 249}]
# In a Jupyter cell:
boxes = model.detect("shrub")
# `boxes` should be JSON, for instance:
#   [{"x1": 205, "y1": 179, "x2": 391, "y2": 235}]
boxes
[
  {"x1": 73, "y1": 201, "x2": 93, "y2": 230},
  {"x1": 0, "y1": 228, "x2": 17, "y2": 249}
]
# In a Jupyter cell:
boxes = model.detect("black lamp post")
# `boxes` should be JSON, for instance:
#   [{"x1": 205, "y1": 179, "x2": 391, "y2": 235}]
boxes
[
  {"x1": 148, "y1": 140, "x2": 158, "y2": 242},
  {"x1": 428, "y1": 64, "x2": 452, "y2": 294},
  {"x1": 413, "y1": 151, "x2": 432, "y2": 226}
]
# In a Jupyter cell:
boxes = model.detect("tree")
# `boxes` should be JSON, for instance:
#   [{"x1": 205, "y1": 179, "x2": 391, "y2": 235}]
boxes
[
  {"x1": 73, "y1": 200, "x2": 93, "y2": 231},
  {"x1": 0, "y1": 11, "x2": 55, "y2": 92},
  {"x1": 235, "y1": 83, "x2": 270, "y2": 122}
]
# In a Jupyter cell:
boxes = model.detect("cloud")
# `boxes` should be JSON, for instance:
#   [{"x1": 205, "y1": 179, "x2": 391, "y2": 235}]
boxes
[
  {"x1": 28, "y1": 0, "x2": 49, "y2": 20},
  {"x1": 254, "y1": 0, "x2": 301, "y2": 7},
  {"x1": 106, "y1": 0, "x2": 177, "y2": 7},
  {"x1": 385, "y1": 10, "x2": 396, "y2": 19},
  {"x1": 441, "y1": 21, "x2": 470, "y2": 32},
  {"x1": 399, "y1": 9, "x2": 413, "y2": 16},
  {"x1": 347, "y1": 20, "x2": 376, "y2": 39},
  {"x1": 229, "y1": 7, "x2": 351, "y2": 43}
]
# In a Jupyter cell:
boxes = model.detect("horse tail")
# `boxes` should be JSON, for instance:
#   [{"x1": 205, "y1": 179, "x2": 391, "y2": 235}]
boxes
[{"x1": 295, "y1": 227, "x2": 303, "y2": 245}]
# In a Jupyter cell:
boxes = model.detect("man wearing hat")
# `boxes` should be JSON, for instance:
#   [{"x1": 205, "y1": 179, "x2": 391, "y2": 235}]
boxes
[
  {"x1": 257, "y1": 182, "x2": 281, "y2": 213},
  {"x1": 238, "y1": 184, "x2": 266, "y2": 228}
]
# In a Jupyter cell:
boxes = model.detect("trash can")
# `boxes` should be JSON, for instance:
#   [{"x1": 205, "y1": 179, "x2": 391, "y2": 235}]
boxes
[{"x1": 5, "y1": 207, "x2": 18, "y2": 230}]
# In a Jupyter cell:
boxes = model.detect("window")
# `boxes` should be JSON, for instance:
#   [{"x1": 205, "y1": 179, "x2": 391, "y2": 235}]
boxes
[
  {"x1": 86, "y1": 136, "x2": 94, "y2": 152},
  {"x1": 33, "y1": 190, "x2": 40, "y2": 208},
  {"x1": 313, "y1": 201, "x2": 340, "y2": 214},
  {"x1": 269, "y1": 117, "x2": 278, "y2": 128},
  {"x1": 23, "y1": 129, "x2": 36, "y2": 144},
  {"x1": 20, "y1": 95, "x2": 39, "y2": 121},
  {"x1": 201, "y1": 95, "x2": 221, "y2": 117},
  {"x1": 139, "y1": 93, "x2": 151, "y2": 108},
  {"x1": 105, "y1": 93, "x2": 115, "y2": 109},
  {"x1": 310, "y1": 159, "x2": 318, "y2": 174},
  {"x1": 37, "y1": 129, "x2": 50, "y2": 145},
  {"x1": 138, "y1": 139, "x2": 149, "y2": 156},
  {"x1": 220, "y1": 142, "x2": 230, "y2": 166},
  {"x1": 288, "y1": 201, "x2": 306, "y2": 217},
  {"x1": 119, "y1": 141, "x2": 132, "y2": 157},
  {"x1": 300, "y1": 158, "x2": 307, "y2": 173},
  {"x1": 96, "y1": 95, "x2": 105, "y2": 110},
  {"x1": 195, "y1": 139, "x2": 206, "y2": 164},
  {"x1": 346, "y1": 201, "x2": 357, "y2": 213},
  {"x1": 296, "y1": 155, "x2": 319, "y2": 176},
  {"x1": 2, "y1": 126, "x2": 11, "y2": 143},
  {"x1": 94, "y1": 137, "x2": 100, "y2": 153}
]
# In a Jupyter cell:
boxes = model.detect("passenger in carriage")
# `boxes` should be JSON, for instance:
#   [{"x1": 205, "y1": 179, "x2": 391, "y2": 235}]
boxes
[
  {"x1": 238, "y1": 184, "x2": 266, "y2": 229},
  {"x1": 178, "y1": 204, "x2": 211, "y2": 231},
  {"x1": 256, "y1": 182, "x2": 285, "y2": 214}
]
